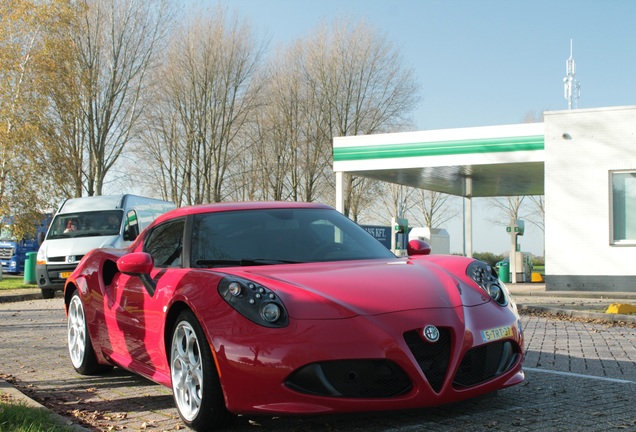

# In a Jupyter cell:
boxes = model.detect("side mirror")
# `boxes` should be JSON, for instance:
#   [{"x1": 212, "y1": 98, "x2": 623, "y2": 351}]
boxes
[
  {"x1": 117, "y1": 252, "x2": 153, "y2": 275},
  {"x1": 37, "y1": 231, "x2": 45, "y2": 245},
  {"x1": 407, "y1": 239, "x2": 432, "y2": 256},
  {"x1": 117, "y1": 252, "x2": 156, "y2": 296},
  {"x1": 123, "y1": 210, "x2": 139, "y2": 241}
]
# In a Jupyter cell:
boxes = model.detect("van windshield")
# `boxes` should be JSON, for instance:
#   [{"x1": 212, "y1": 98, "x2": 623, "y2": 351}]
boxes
[{"x1": 47, "y1": 210, "x2": 123, "y2": 240}]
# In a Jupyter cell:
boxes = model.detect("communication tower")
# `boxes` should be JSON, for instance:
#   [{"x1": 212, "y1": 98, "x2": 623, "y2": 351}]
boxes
[{"x1": 563, "y1": 39, "x2": 581, "y2": 110}]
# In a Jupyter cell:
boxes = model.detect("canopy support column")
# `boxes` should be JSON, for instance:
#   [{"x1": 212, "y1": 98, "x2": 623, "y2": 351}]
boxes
[
  {"x1": 463, "y1": 197, "x2": 473, "y2": 258},
  {"x1": 335, "y1": 171, "x2": 344, "y2": 214},
  {"x1": 464, "y1": 177, "x2": 473, "y2": 258}
]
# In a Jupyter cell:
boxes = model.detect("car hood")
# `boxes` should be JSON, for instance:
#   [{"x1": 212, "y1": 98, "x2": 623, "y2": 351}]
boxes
[
  {"x1": 41, "y1": 235, "x2": 121, "y2": 258},
  {"x1": 234, "y1": 259, "x2": 489, "y2": 319}
]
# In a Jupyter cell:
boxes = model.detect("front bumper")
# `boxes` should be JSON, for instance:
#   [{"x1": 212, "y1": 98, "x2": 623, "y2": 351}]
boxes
[
  {"x1": 213, "y1": 302, "x2": 524, "y2": 415},
  {"x1": 36, "y1": 263, "x2": 79, "y2": 291}
]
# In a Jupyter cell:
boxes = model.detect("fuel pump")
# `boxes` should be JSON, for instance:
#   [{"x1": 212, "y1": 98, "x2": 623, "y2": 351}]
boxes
[
  {"x1": 506, "y1": 219, "x2": 524, "y2": 283},
  {"x1": 391, "y1": 217, "x2": 408, "y2": 256}
]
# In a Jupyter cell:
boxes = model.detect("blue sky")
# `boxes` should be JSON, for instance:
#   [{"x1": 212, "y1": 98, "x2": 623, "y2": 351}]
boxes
[
  {"x1": 214, "y1": 0, "x2": 636, "y2": 129},
  {"x1": 210, "y1": 0, "x2": 636, "y2": 255}
]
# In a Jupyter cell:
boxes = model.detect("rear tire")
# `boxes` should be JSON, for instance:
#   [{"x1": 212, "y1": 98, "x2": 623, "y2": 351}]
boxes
[
  {"x1": 170, "y1": 310, "x2": 231, "y2": 431},
  {"x1": 67, "y1": 291, "x2": 112, "y2": 375}
]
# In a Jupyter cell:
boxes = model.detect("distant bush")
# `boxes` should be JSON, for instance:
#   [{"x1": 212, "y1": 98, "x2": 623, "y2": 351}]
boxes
[
  {"x1": 450, "y1": 251, "x2": 544, "y2": 270},
  {"x1": 472, "y1": 252, "x2": 505, "y2": 268},
  {"x1": 531, "y1": 255, "x2": 545, "y2": 266}
]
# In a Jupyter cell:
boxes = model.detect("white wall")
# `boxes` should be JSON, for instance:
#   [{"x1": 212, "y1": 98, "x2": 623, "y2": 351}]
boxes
[{"x1": 545, "y1": 106, "x2": 636, "y2": 284}]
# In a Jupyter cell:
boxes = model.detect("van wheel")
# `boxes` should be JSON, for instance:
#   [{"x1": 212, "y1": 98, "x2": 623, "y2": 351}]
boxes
[{"x1": 41, "y1": 289, "x2": 55, "y2": 299}]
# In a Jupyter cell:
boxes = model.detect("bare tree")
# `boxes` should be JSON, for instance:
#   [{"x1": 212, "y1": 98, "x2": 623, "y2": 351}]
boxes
[
  {"x1": 526, "y1": 195, "x2": 545, "y2": 233},
  {"x1": 140, "y1": 6, "x2": 264, "y2": 205},
  {"x1": 362, "y1": 185, "x2": 459, "y2": 231},
  {"x1": 360, "y1": 183, "x2": 413, "y2": 223},
  {"x1": 522, "y1": 111, "x2": 544, "y2": 123},
  {"x1": 411, "y1": 190, "x2": 461, "y2": 229},
  {"x1": 140, "y1": 15, "x2": 418, "y2": 209},
  {"x1": 488, "y1": 196, "x2": 526, "y2": 226},
  {"x1": 42, "y1": 0, "x2": 173, "y2": 198},
  {"x1": 250, "y1": 43, "x2": 304, "y2": 202},
  {"x1": 254, "y1": 38, "x2": 335, "y2": 204},
  {"x1": 39, "y1": 5, "x2": 86, "y2": 199},
  {"x1": 292, "y1": 18, "x2": 419, "y2": 213},
  {"x1": 526, "y1": 195, "x2": 545, "y2": 256},
  {"x1": 135, "y1": 103, "x2": 183, "y2": 202}
]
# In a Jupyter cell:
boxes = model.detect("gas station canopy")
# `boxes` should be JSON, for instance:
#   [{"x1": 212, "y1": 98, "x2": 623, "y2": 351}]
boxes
[{"x1": 333, "y1": 123, "x2": 545, "y2": 198}]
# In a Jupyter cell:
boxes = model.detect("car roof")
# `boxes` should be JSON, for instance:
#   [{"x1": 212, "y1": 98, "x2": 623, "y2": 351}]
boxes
[{"x1": 152, "y1": 201, "x2": 335, "y2": 226}]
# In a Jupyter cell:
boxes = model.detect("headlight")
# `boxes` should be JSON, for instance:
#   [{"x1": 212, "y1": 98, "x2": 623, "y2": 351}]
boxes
[
  {"x1": 218, "y1": 277, "x2": 289, "y2": 327},
  {"x1": 467, "y1": 260, "x2": 508, "y2": 306},
  {"x1": 36, "y1": 246, "x2": 47, "y2": 265},
  {"x1": 260, "y1": 302, "x2": 282, "y2": 322}
]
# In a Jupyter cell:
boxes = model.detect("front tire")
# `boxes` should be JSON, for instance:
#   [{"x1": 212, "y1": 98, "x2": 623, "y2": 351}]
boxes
[
  {"x1": 41, "y1": 288, "x2": 55, "y2": 299},
  {"x1": 67, "y1": 291, "x2": 111, "y2": 375},
  {"x1": 170, "y1": 310, "x2": 231, "y2": 431}
]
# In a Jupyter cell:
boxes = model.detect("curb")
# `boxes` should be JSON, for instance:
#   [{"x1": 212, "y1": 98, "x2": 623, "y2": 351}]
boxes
[
  {"x1": 0, "y1": 379, "x2": 92, "y2": 432},
  {"x1": 518, "y1": 304, "x2": 636, "y2": 324},
  {"x1": 511, "y1": 290, "x2": 636, "y2": 300},
  {"x1": 0, "y1": 292, "x2": 41, "y2": 303}
]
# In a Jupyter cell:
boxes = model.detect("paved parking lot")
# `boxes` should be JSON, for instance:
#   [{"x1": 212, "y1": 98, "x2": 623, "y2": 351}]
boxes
[{"x1": 1, "y1": 297, "x2": 635, "y2": 431}]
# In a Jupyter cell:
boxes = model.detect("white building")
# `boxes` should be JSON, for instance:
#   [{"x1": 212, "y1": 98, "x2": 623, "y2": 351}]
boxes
[
  {"x1": 545, "y1": 106, "x2": 636, "y2": 291},
  {"x1": 333, "y1": 105, "x2": 636, "y2": 292}
]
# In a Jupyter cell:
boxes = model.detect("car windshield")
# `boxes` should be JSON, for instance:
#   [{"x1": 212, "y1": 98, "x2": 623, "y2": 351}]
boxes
[
  {"x1": 46, "y1": 210, "x2": 123, "y2": 239},
  {"x1": 191, "y1": 208, "x2": 396, "y2": 268}
]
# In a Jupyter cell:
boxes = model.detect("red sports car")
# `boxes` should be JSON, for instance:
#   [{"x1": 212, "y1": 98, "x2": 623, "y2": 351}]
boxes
[{"x1": 64, "y1": 202, "x2": 524, "y2": 431}]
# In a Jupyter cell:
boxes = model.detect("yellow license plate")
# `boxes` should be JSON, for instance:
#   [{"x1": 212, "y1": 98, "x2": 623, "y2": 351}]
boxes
[
  {"x1": 59, "y1": 271, "x2": 73, "y2": 279},
  {"x1": 480, "y1": 325, "x2": 513, "y2": 342}
]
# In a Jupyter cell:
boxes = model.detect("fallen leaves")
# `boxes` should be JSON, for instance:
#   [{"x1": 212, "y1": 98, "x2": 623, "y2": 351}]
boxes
[{"x1": 519, "y1": 308, "x2": 636, "y2": 328}]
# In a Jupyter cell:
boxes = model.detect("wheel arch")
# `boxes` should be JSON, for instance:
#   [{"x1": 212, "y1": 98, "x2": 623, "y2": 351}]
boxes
[
  {"x1": 164, "y1": 301, "x2": 225, "y2": 383},
  {"x1": 64, "y1": 282, "x2": 78, "y2": 313},
  {"x1": 163, "y1": 300, "x2": 225, "y2": 392},
  {"x1": 164, "y1": 301, "x2": 195, "y2": 364}
]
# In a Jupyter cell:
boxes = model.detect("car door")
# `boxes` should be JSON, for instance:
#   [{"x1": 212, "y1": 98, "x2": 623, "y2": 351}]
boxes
[{"x1": 108, "y1": 218, "x2": 186, "y2": 377}]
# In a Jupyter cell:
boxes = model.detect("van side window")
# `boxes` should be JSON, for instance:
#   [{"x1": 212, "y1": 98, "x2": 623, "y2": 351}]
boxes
[{"x1": 144, "y1": 219, "x2": 185, "y2": 267}]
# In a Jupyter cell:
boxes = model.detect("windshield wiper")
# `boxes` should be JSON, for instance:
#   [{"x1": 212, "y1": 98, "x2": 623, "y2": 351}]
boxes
[
  {"x1": 47, "y1": 234, "x2": 70, "y2": 240},
  {"x1": 72, "y1": 232, "x2": 102, "y2": 238},
  {"x1": 245, "y1": 258, "x2": 305, "y2": 265},
  {"x1": 195, "y1": 258, "x2": 305, "y2": 267}
]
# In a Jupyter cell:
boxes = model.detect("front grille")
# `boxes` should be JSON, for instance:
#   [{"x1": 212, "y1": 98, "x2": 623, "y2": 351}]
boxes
[
  {"x1": 48, "y1": 256, "x2": 66, "y2": 263},
  {"x1": 0, "y1": 247, "x2": 15, "y2": 260},
  {"x1": 285, "y1": 359, "x2": 412, "y2": 398},
  {"x1": 404, "y1": 328, "x2": 452, "y2": 393},
  {"x1": 453, "y1": 340, "x2": 519, "y2": 388},
  {"x1": 48, "y1": 255, "x2": 84, "y2": 263}
]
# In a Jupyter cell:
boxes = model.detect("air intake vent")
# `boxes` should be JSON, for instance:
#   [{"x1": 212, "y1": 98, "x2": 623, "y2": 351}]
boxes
[
  {"x1": 453, "y1": 340, "x2": 519, "y2": 388},
  {"x1": 285, "y1": 359, "x2": 412, "y2": 398},
  {"x1": 403, "y1": 328, "x2": 451, "y2": 393}
]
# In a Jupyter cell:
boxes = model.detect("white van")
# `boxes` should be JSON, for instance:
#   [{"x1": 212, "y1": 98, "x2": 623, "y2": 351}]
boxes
[{"x1": 36, "y1": 194, "x2": 175, "y2": 298}]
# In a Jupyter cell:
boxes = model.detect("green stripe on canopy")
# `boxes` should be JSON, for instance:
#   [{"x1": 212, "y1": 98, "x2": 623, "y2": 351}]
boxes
[{"x1": 333, "y1": 135, "x2": 544, "y2": 161}]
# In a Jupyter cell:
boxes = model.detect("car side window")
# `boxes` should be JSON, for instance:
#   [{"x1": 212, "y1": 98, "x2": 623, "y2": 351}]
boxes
[{"x1": 144, "y1": 218, "x2": 185, "y2": 267}]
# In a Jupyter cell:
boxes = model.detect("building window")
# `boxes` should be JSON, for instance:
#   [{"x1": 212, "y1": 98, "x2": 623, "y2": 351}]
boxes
[{"x1": 611, "y1": 171, "x2": 636, "y2": 245}]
